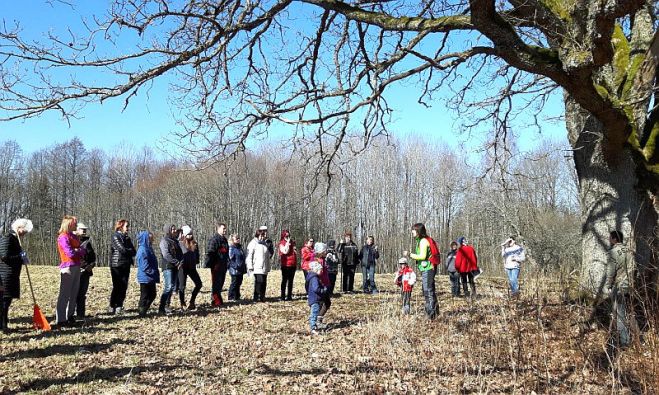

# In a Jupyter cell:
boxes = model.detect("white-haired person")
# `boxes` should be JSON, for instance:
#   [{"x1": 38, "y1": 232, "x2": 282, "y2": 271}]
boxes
[{"x1": 0, "y1": 218, "x2": 33, "y2": 332}]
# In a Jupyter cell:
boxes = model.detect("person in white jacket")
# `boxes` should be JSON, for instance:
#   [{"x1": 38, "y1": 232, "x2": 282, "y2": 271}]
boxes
[
  {"x1": 501, "y1": 237, "x2": 526, "y2": 297},
  {"x1": 247, "y1": 228, "x2": 272, "y2": 302}
]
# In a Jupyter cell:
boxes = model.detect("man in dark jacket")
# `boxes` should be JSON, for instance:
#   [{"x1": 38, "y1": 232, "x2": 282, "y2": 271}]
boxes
[
  {"x1": 325, "y1": 240, "x2": 339, "y2": 296},
  {"x1": 75, "y1": 223, "x2": 97, "y2": 318},
  {"x1": 158, "y1": 224, "x2": 183, "y2": 314},
  {"x1": 358, "y1": 236, "x2": 380, "y2": 294},
  {"x1": 205, "y1": 222, "x2": 229, "y2": 306},
  {"x1": 337, "y1": 231, "x2": 359, "y2": 293}
]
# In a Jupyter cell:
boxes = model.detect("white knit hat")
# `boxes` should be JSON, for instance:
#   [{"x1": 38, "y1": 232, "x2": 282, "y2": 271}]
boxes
[
  {"x1": 11, "y1": 218, "x2": 33, "y2": 233},
  {"x1": 181, "y1": 225, "x2": 193, "y2": 236},
  {"x1": 314, "y1": 242, "x2": 327, "y2": 254}
]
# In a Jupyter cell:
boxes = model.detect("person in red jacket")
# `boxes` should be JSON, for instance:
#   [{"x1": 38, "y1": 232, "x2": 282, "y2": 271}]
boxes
[
  {"x1": 278, "y1": 230, "x2": 297, "y2": 301},
  {"x1": 395, "y1": 257, "x2": 416, "y2": 314},
  {"x1": 300, "y1": 238, "x2": 315, "y2": 293},
  {"x1": 455, "y1": 236, "x2": 478, "y2": 297}
]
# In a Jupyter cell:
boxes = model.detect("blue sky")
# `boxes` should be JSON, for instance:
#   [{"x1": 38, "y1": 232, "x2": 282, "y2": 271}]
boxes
[{"x1": 0, "y1": 1, "x2": 568, "y2": 156}]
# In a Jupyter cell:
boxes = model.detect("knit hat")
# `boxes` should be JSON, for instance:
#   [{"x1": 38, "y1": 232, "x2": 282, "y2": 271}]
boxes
[
  {"x1": 398, "y1": 257, "x2": 408, "y2": 265},
  {"x1": 258, "y1": 225, "x2": 268, "y2": 231},
  {"x1": 458, "y1": 236, "x2": 467, "y2": 245},
  {"x1": 181, "y1": 225, "x2": 193, "y2": 236},
  {"x1": 327, "y1": 239, "x2": 336, "y2": 249},
  {"x1": 77, "y1": 222, "x2": 89, "y2": 234},
  {"x1": 11, "y1": 218, "x2": 33, "y2": 233},
  {"x1": 309, "y1": 261, "x2": 323, "y2": 272},
  {"x1": 314, "y1": 242, "x2": 327, "y2": 254}
]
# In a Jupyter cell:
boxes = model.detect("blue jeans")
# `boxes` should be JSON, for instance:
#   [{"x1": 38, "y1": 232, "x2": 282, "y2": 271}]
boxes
[
  {"x1": 612, "y1": 289, "x2": 637, "y2": 347},
  {"x1": 421, "y1": 268, "x2": 437, "y2": 319},
  {"x1": 159, "y1": 268, "x2": 178, "y2": 310},
  {"x1": 448, "y1": 271, "x2": 461, "y2": 296},
  {"x1": 506, "y1": 268, "x2": 520, "y2": 295},
  {"x1": 309, "y1": 302, "x2": 322, "y2": 330},
  {"x1": 361, "y1": 264, "x2": 377, "y2": 292}
]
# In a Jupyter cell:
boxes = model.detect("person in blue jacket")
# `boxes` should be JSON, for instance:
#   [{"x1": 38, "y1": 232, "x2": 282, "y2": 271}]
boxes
[
  {"x1": 228, "y1": 234, "x2": 247, "y2": 300},
  {"x1": 136, "y1": 230, "x2": 160, "y2": 317},
  {"x1": 307, "y1": 259, "x2": 328, "y2": 335}
]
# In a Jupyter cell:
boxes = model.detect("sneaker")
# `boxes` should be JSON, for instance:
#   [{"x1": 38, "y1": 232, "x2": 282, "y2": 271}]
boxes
[
  {"x1": 187, "y1": 303, "x2": 197, "y2": 311},
  {"x1": 315, "y1": 322, "x2": 328, "y2": 330},
  {"x1": 158, "y1": 307, "x2": 173, "y2": 315},
  {"x1": 107, "y1": 306, "x2": 116, "y2": 314},
  {"x1": 67, "y1": 316, "x2": 77, "y2": 325},
  {"x1": 286, "y1": 296, "x2": 293, "y2": 301},
  {"x1": 115, "y1": 307, "x2": 124, "y2": 316},
  {"x1": 310, "y1": 329, "x2": 320, "y2": 336},
  {"x1": 371, "y1": 289, "x2": 379, "y2": 295}
]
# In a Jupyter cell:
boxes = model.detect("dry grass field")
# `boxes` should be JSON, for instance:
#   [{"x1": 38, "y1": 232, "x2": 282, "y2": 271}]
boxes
[{"x1": 0, "y1": 266, "x2": 657, "y2": 394}]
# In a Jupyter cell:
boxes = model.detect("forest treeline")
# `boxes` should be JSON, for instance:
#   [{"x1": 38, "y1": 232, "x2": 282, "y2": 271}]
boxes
[{"x1": 0, "y1": 136, "x2": 580, "y2": 274}]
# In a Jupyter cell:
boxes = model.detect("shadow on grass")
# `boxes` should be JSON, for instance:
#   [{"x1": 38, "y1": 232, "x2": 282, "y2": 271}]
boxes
[
  {"x1": 9, "y1": 325, "x2": 138, "y2": 342},
  {"x1": 16, "y1": 363, "x2": 196, "y2": 392},
  {"x1": 1, "y1": 338, "x2": 135, "y2": 361}
]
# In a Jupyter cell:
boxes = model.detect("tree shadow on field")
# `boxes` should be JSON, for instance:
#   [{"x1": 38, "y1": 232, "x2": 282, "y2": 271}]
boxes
[
  {"x1": 9, "y1": 325, "x2": 136, "y2": 342},
  {"x1": 16, "y1": 363, "x2": 194, "y2": 392},
  {"x1": 0, "y1": 338, "x2": 135, "y2": 361}
]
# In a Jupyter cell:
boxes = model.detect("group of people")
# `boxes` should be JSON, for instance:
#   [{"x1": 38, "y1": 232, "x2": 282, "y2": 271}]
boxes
[
  {"x1": 0, "y1": 216, "x2": 638, "y2": 348},
  {"x1": 394, "y1": 223, "x2": 483, "y2": 320},
  {"x1": 0, "y1": 215, "x2": 382, "y2": 333}
]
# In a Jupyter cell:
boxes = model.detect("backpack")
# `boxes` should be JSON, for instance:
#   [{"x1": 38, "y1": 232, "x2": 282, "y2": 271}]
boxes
[{"x1": 425, "y1": 237, "x2": 441, "y2": 268}]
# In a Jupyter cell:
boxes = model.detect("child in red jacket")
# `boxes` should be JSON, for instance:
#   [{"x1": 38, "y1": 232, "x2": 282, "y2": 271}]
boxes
[{"x1": 395, "y1": 257, "x2": 416, "y2": 314}]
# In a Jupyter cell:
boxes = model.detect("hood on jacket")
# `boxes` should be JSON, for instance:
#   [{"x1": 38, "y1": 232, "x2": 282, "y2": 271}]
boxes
[
  {"x1": 163, "y1": 224, "x2": 176, "y2": 237},
  {"x1": 137, "y1": 231, "x2": 152, "y2": 249}
]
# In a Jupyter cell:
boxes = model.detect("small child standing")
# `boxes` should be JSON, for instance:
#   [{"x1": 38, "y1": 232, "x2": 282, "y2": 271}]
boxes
[
  {"x1": 395, "y1": 257, "x2": 416, "y2": 314},
  {"x1": 307, "y1": 259, "x2": 328, "y2": 335}
]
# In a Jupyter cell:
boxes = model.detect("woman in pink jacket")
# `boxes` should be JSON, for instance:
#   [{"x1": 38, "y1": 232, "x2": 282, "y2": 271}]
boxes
[{"x1": 55, "y1": 215, "x2": 86, "y2": 328}]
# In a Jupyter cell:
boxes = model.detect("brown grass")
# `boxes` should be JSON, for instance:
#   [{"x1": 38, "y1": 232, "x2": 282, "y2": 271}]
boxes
[{"x1": 0, "y1": 266, "x2": 656, "y2": 394}]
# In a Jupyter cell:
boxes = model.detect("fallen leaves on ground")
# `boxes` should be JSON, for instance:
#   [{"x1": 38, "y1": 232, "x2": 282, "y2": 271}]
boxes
[{"x1": 0, "y1": 267, "x2": 656, "y2": 394}]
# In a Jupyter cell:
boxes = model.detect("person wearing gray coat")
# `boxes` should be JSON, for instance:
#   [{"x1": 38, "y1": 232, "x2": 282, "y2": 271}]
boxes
[{"x1": 158, "y1": 224, "x2": 183, "y2": 314}]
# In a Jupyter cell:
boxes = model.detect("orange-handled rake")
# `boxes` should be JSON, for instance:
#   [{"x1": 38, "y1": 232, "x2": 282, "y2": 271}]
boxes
[{"x1": 18, "y1": 236, "x2": 51, "y2": 331}]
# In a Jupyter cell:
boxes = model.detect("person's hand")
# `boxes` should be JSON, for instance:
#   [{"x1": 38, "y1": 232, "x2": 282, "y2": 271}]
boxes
[{"x1": 20, "y1": 251, "x2": 29, "y2": 265}]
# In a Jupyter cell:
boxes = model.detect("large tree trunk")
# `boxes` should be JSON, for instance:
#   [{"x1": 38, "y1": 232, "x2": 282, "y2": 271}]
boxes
[{"x1": 565, "y1": 97, "x2": 658, "y2": 298}]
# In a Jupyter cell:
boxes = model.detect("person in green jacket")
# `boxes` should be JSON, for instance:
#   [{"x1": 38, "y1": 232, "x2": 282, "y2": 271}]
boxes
[{"x1": 406, "y1": 223, "x2": 437, "y2": 319}]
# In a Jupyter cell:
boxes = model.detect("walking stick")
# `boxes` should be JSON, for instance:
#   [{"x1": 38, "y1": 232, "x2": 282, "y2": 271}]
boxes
[{"x1": 18, "y1": 235, "x2": 51, "y2": 331}]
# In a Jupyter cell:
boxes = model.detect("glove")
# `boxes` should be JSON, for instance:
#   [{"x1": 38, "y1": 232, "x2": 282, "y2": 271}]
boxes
[
  {"x1": 248, "y1": 270, "x2": 253, "y2": 277},
  {"x1": 20, "y1": 251, "x2": 29, "y2": 265}
]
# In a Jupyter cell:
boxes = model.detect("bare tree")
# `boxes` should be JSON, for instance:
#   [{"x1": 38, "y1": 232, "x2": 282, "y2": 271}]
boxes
[{"x1": 0, "y1": 0, "x2": 657, "y2": 294}]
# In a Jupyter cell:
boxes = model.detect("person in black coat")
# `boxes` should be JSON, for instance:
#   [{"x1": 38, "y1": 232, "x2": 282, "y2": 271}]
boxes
[
  {"x1": 358, "y1": 236, "x2": 380, "y2": 294},
  {"x1": 75, "y1": 223, "x2": 97, "y2": 318},
  {"x1": 178, "y1": 225, "x2": 203, "y2": 310},
  {"x1": 0, "y1": 218, "x2": 33, "y2": 332},
  {"x1": 108, "y1": 219, "x2": 136, "y2": 315},
  {"x1": 204, "y1": 222, "x2": 229, "y2": 307},
  {"x1": 337, "y1": 231, "x2": 359, "y2": 293}
]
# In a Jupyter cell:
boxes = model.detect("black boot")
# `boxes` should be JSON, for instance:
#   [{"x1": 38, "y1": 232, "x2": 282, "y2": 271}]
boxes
[{"x1": 1, "y1": 298, "x2": 11, "y2": 332}]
